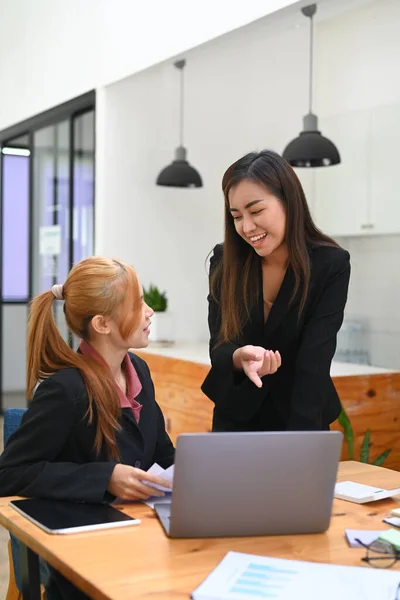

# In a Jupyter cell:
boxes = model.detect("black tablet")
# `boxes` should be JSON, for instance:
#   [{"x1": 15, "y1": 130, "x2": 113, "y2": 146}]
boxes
[{"x1": 10, "y1": 498, "x2": 141, "y2": 535}]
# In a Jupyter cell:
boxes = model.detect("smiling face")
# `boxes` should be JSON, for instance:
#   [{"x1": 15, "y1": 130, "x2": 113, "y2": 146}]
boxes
[
  {"x1": 113, "y1": 285, "x2": 154, "y2": 350},
  {"x1": 228, "y1": 179, "x2": 287, "y2": 259},
  {"x1": 90, "y1": 285, "x2": 154, "y2": 351}
]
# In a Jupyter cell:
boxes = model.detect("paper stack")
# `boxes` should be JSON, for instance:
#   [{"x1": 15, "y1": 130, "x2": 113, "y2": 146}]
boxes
[
  {"x1": 142, "y1": 463, "x2": 174, "y2": 509},
  {"x1": 334, "y1": 481, "x2": 400, "y2": 504},
  {"x1": 191, "y1": 551, "x2": 400, "y2": 600},
  {"x1": 113, "y1": 463, "x2": 174, "y2": 509}
]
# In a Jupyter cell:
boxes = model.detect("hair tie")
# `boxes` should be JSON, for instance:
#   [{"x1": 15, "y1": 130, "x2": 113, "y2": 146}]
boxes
[{"x1": 51, "y1": 284, "x2": 64, "y2": 300}]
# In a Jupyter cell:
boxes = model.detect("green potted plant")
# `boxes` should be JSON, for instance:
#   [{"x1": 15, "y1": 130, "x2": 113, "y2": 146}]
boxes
[
  {"x1": 143, "y1": 284, "x2": 173, "y2": 344},
  {"x1": 338, "y1": 405, "x2": 391, "y2": 466}
]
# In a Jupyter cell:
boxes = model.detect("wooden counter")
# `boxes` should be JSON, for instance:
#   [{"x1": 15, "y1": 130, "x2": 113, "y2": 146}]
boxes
[
  {"x1": 331, "y1": 372, "x2": 400, "y2": 468},
  {"x1": 136, "y1": 346, "x2": 400, "y2": 471}
]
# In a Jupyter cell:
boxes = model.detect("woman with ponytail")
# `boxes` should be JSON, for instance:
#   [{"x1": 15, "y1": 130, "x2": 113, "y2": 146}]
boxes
[
  {"x1": 0, "y1": 256, "x2": 174, "y2": 597},
  {"x1": 0, "y1": 255, "x2": 175, "y2": 499},
  {"x1": 0, "y1": 256, "x2": 174, "y2": 499}
]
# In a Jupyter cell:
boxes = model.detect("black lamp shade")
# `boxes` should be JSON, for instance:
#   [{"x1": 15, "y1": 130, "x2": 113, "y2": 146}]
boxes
[
  {"x1": 283, "y1": 131, "x2": 341, "y2": 167},
  {"x1": 156, "y1": 160, "x2": 203, "y2": 188},
  {"x1": 283, "y1": 113, "x2": 340, "y2": 168},
  {"x1": 156, "y1": 146, "x2": 202, "y2": 188}
]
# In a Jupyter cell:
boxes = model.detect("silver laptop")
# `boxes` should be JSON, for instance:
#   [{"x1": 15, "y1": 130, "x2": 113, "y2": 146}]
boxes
[{"x1": 154, "y1": 431, "x2": 342, "y2": 538}]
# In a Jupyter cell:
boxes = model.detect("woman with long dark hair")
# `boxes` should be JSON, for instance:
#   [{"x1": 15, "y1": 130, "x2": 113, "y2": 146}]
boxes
[{"x1": 202, "y1": 150, "x2": 350, "y2": 432}]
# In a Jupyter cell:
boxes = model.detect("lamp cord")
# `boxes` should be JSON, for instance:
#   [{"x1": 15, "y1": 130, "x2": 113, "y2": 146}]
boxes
[
  {"x1": 179, "y1": 66, "x2": 184, "y2": 147},
  {"x1": 309, "y1": 12, "x2": 314, "y2": 114}
]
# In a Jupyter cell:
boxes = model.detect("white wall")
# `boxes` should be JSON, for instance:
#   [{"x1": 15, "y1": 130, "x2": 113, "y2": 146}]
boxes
[
  {"x1": 98, "y1": 0, "x2": 400, "y2": 366},
  {"x1": 0, "y1": 0, "x2": 299, "y2": 393},
  {"x1": 0, "y1": 0, "x2": 299, "y2": 130},
  {"x1": 315, "y1": 0, "x2": 400, "y2": 369},
  {"x1": 340, "y1": 236, "x2": 400, "y2": 369},
  {"x1": 97, "y1": 10, "x2": 312, "y2": 342},
  {"x1": 316, "y1": 0, "x2": 400, "y2": 114}
]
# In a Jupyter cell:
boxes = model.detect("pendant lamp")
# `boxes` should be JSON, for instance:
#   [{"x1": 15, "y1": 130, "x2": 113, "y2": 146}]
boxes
[
  {"x1": 156, "y1": 59, "x2": 203, "y2": 188},
  {"x1": 283, "y1": 4, "x2": 340, "y2": 167}
]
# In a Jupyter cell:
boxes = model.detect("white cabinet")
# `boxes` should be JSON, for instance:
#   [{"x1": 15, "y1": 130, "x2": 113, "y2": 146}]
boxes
[
  {"x1": 312, "y1": 103, "x2": 400, "y2": 237},
  {"x1": 313, "y1": 110, "x2": 370, "y2": 237},
  {"x1": 369, "y1": 103, "x2": 400, "y2": 234}
]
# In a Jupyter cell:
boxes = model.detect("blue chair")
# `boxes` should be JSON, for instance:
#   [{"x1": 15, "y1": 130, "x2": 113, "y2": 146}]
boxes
[
  {"x1": 3, "y1": 408, "x2": 49, "y2": 599},
  {"x1": 3, "y1": 408, "x2": 27, "y2": 449}
]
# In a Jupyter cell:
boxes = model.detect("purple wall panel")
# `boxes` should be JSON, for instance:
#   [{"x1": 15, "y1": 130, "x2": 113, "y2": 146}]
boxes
[
  {"x1": 2, "y1": 155, "x2": 29, "y2": 300},
  {"x1": 73, "y1": 161, "x2": 94, "y2": 264}
]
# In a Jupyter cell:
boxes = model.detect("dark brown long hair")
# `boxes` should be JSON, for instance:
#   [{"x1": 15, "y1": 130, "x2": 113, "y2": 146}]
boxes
[
  {"x1": 211, "y1": 149, "x2": 339, "y2": 345},
  {"x1": 27, "y1": 257, "x2": 142, "y2": 460}
]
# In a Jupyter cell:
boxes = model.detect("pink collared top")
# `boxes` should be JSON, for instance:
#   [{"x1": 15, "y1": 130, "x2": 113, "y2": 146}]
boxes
[{"x1": 79, "y1": 340, "x2": 143, "y2": 423}]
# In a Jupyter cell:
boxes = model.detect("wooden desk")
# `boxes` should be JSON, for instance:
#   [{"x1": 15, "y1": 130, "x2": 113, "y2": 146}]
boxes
[{"x1": 0, "y1": 462, "x2": 399, "y2": 600}]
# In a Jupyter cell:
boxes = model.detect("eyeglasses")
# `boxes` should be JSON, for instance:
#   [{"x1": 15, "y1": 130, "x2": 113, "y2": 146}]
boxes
[{"x1": 355, "y1": 538, "x2": 400, "y2": 569}]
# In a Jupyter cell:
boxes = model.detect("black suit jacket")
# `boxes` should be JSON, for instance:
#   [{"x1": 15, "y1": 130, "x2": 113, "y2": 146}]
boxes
[
  {"x1": 201, "y1": 243, "x2": 351, "y2": 432},
  {"x1": 0, "y1": 353, "x2": 175, "y2": 502}
]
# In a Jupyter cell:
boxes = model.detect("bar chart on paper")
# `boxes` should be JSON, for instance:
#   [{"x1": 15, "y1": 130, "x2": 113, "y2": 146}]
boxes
[
  {"x1": 230, "y1": 561, "x2": 296, "y2": 597},
  {"x1": 191, "y1": 551, "x2": 400, "y2": 600}
]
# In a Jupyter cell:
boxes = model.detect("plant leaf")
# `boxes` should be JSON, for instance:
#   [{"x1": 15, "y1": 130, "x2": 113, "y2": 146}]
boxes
[
  {"x1": 142, "y1": 283, "x2": 168, "y2": 311},
  {"x1": 373, "y1": 449, "x2": 391, "y2": 467},
  {"x1": 337, "y1": 406, "x2": 354, "y2": 460},
  {"x1": 360, "y1": 429, "x2": 371, "y2": 463}
]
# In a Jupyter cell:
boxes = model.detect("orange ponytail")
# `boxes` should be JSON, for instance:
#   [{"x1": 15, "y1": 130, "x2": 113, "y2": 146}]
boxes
[{"x1": 27, "y1": 257, "x2": 142, "y2": 459}]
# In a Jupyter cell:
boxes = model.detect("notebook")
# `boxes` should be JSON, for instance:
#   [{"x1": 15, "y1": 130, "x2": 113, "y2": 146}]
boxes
[
  {"x1": 344, "y1": 529, "x2": 382, "y2": 548},
  {"x1": 379, "y1": 529, "x2": 400, "y2": 550}
]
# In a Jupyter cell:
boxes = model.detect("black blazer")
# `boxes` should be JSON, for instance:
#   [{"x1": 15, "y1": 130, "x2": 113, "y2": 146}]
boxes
[
  {"x1": 0, "y1": 353, "x2": 175, "y2": 502},
  {"x1": 201, "y1": 243, "x2": 351, "y2": 432}
]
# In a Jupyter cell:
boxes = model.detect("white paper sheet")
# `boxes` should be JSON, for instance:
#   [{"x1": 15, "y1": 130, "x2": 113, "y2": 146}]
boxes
[
  {"x1": 143, "y1": 493, "x2": 172, "y2": 509},
  {"x1": 335, "y1": 481, "x2": 400, "y2": 503},
  {"x1": 191, "y1": 551, "x2": 400, "y2": 600},
  {"x1": 384, "y1": 517, "x2": 400, "y2": 529},
  {"x1": 143, "y1": 463, "x2": 174, "y2": 492},
  {"x1": 112, "y1": 463, "x2": 174, "y2": 507}
]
